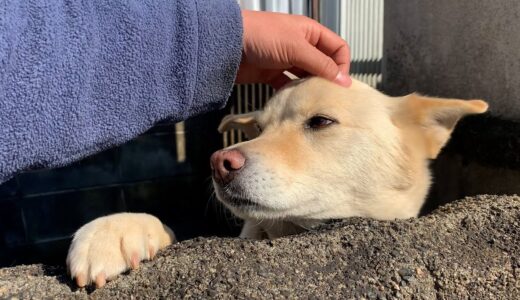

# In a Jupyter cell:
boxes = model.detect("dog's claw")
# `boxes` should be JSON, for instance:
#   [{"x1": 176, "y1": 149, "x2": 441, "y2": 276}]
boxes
[
  {"x1": 131, "y1": 253, "x2": 140, "y2": 270},
  {"x1": 75, "y1": 273, "x2": 87, "y2": 288},
  {"x1": 95, "y1": 273, "x2": 106, "y2": 288},
  {"x1": 148, "y1": 246, "x2": 156, "y2": 260}
]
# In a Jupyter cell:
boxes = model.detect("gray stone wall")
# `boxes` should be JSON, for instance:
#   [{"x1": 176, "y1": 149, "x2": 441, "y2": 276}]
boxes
[{"x1": 384, "y1": 0, "x2": 520, "y2": 120}]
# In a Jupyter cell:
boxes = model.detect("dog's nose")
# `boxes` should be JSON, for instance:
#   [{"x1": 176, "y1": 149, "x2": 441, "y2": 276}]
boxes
[{"x1": 210, "y1": 149, "x2": 246, "y2": 184}]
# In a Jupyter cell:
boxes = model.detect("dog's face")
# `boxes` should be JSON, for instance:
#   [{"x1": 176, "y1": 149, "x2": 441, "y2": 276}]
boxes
[{"x1": 212, "y1": 77, "x2": 487, "y2": 222}]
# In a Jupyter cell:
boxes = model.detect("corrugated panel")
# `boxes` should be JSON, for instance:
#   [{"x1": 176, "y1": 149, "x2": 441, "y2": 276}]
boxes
[
  {"x1": 239, "y1": 0, "x2": 307, "y2": 15},
  {"x1": 226, "y1": 0, "x2": 384, "y2": 146},
  {"x1": 341, "y1": 0, "x2": 384, "y2": 88}
]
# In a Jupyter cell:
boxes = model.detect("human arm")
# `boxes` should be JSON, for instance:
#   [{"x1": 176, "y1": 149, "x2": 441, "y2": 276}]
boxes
[
  {"x1": 0, "y1": 0, "x2": 242, "y2": 183},
  {"x1": 0, "y1": 5, "x2": 352, "y2": 184}
]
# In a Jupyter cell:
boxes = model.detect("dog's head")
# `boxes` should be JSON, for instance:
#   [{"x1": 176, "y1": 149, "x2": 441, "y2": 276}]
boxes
[{"x1": 212, "y1": 77, "x2": 487, "y2": 222}]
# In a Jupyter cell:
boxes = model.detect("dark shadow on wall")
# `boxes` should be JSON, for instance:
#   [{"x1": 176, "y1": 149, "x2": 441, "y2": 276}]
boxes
[{"x1": 422, "y1": 115, "x2": 520, "y2": 215}]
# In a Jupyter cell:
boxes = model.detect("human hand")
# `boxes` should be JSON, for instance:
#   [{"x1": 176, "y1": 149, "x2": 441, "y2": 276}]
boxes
[{"x1": 236, "y1": 10, "x2": 351, "y2": 89}]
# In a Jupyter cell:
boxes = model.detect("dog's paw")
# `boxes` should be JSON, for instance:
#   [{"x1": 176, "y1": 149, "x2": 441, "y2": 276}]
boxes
[{"x1": 66, "y1": 213, "x2": 175, "y2": 288}]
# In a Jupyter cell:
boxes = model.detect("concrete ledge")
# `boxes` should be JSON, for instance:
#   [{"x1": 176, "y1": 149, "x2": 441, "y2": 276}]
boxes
[{"x1": 1, "y1": 195, "x2": 519, "y2": 299}]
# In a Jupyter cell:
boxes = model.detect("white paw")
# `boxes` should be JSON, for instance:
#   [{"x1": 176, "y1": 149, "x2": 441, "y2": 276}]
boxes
[{"x1": 66, "y1": 213, "x2": 175, "y2": 288}]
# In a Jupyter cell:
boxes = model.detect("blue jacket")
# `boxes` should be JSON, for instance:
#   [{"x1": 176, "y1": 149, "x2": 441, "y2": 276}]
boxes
[{"x1": 0, "y1": 0, "x2": 243, "y2": 184}]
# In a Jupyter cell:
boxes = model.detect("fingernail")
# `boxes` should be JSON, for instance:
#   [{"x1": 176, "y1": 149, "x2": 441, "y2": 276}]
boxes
[{"x1": 335, "y1": 71, "x2": 352, "y2": 87}]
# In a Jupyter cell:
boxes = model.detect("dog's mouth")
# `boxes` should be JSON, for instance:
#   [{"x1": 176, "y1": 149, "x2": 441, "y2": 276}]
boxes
[
  {"x1": 216, "y1": 188, "x2": 259, "y2": 208},
  {"x1": 222, "y1": 195, "x2": 259, "y2": 208},
  {"x1": 213, "y1": 181, "x2": 270, "y2": 212}
]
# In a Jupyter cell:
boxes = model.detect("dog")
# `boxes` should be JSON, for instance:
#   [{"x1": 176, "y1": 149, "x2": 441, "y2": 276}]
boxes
[{"x1": 66, "y1": 77, "x2": 488, "y2": 288}]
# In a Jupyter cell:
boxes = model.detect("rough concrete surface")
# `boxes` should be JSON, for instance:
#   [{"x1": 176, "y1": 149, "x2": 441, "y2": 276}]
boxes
[{"x1": 0, "y1": 195, "x2": 519, "y2": 299}]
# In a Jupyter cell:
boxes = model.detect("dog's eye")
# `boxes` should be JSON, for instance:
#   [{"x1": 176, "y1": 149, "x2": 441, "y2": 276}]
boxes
[{"x1": 305, "y1": 116, "x2": 336, "y2": 130}]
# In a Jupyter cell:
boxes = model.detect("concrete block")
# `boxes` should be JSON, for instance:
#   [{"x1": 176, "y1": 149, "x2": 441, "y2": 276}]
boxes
[{"x1": 0, "y1": 195, "x2": 518, "y2": 298}]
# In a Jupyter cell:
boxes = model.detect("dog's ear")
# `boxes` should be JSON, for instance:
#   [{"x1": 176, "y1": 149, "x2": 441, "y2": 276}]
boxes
[
  {"x1": 396, "y1": 94, "x2": 488, "y2": 159},
  {"x1": 218, "y1": 112, "x2": 261, "y2": 140}
]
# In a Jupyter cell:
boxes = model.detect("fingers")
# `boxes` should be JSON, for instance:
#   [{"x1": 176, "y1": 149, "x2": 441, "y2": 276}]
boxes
[
  {"x1": 334, "y1": 67, "x2": 352, "y2": 86},
  {"x1": 237, "y1": 10, "x2": 352, "y2": 87},
  {"x1": 290, "y1": 41, "x2": 349, "y2": 86},
  {"x1": 268, "y1": 73, "x2": 292, "y2": 90},
  {"x1": 310, "y1": 21, "x2": 351, "y2": 71},
  {"x1": 293, "y1": 20, "x2": 352, "y2": 87},
  {"x1": 286, "y1": 67, "x2": 309, "y2": 79}
]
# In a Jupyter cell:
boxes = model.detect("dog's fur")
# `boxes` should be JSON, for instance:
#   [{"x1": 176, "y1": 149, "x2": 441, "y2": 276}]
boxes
[{"x1": 66, "y1": 77, "x2": 487, "y2": 287}]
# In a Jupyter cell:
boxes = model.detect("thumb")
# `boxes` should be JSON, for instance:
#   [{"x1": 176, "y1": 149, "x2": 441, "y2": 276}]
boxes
[{"x1": 290, "y1": 42, "x2": 351, "y2": 86}]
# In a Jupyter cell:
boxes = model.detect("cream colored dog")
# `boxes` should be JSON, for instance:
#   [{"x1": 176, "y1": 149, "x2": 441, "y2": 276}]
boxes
[{"x1": 67, "y1": 77, "x2": 487, "y2": 288}]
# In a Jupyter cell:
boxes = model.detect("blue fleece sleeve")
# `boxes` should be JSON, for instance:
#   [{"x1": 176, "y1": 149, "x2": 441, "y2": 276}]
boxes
[{"x1": 0, "y1": 0, "x2": 243, "y2": 183}]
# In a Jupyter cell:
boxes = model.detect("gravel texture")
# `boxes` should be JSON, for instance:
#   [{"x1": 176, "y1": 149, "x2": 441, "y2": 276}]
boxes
[{"x1": 1, "y1": 194, "x2": 519, "y2": 299}]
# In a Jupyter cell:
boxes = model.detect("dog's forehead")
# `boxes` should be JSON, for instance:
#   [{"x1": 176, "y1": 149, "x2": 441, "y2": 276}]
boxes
[{"x1": 260, "y1": 77, "x2": 386, "y2": 123}]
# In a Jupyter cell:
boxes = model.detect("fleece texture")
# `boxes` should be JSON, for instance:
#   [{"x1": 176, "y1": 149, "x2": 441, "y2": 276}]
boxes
[{"x1": 0, "y1": 0, "x2": 243, "y2": 184}]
